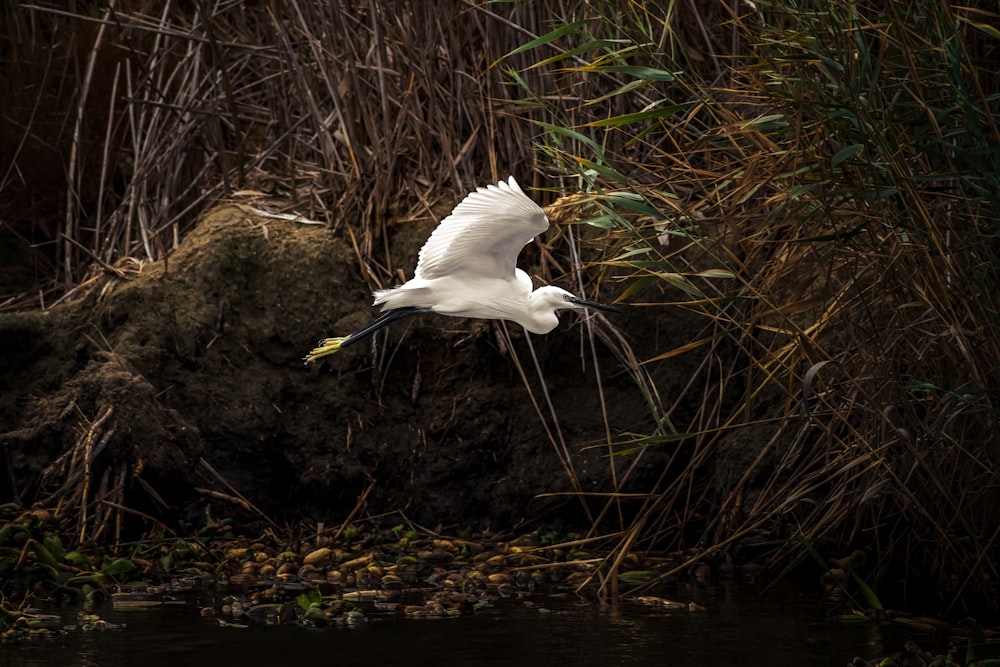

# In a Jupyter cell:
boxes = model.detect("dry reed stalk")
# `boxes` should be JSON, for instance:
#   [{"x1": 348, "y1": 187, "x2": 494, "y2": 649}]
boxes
[
  {"x1": 4, "y1": 1, "x2": 568, "y2": 299},
  {"x1": 496, "y1": 0, "x2": 1000, "y2": 610},
  {"x1": 6, "y1": 0, "x2": 998, "y2": 610}
]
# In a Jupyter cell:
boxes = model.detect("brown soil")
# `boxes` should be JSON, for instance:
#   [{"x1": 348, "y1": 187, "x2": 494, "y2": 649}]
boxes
[{"x1": 1, "y1": 206, "x2": 686, "y2": 538}]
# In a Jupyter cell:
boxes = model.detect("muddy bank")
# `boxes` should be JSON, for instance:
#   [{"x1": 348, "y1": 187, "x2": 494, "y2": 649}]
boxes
[{"x1": 1, "y1": 206, "x2": 685, "y2": 537}]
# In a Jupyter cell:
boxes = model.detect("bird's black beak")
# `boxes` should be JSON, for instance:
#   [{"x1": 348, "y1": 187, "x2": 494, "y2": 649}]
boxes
[{"x1": 565, "y1": 295, "x2": 619, "y2": 313}]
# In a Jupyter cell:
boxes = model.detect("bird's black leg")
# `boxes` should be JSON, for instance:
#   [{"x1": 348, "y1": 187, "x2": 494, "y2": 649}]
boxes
[
  {"x1": 339, "y1": 307, "x2": 431, "y2": 349},
  {"x1": 305, "y1": 307, "x2": 430, "y2": 363}
]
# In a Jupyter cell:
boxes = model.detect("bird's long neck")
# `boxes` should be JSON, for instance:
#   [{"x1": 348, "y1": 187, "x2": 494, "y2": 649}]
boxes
[{"x1": 521, "y1": 288, "x2": 562, "y2": 334}]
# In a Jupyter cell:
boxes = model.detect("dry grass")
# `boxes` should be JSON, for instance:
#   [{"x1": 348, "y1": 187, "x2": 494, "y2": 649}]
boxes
[
  {"x1": 3, "y1": 0, "x2": 998, "y2": 613},
  {"x1": 1, "y1": 0, "x2": 560, "y2": 299},
  {"x1": 498, "y1": 0, "x2": 1000, "y2": 611}
]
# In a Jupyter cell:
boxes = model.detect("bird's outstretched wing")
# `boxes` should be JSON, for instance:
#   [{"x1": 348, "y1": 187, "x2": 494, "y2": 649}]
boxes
[{"x1": 414, "y1": 176, "x2": 548, "y2": 281}]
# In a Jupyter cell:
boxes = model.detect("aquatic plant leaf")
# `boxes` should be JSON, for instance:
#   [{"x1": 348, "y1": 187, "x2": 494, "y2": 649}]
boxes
[
  {"x1": 0, "y1": 524, "x2": 28, "y2": 546},
  {"x1": 690, "y1": 269, "x2": 735, "y2": 279},
  {"x1": 576, "y1": 213, "x2": 620, "y2": 229},
  {"x1": 617, "y1": 570, "x2": 656, "y2": 584},
  {"x1": 580, "y1": 64, "x2": 675, "y2": 81},
  {"x1": 66, "y1": 574, "x2": 104, "y2": 586},
  {"x1": 30, "y1": 540, "x2": 59, "y2": 568},
  {"x1": 655, "y1": 272, "x2": 703, "y2": 297},
  {"x1": 43, "y1": 534, "x2": 63, "y2": 561},
  {"x1": 63, "y1": 551, "x2": 90, "y2": 567},
  {"x1": 102, "y1": 557, "x2": 136, "y2": 579},
  {"x1": 611, "y1": 247, "x2": 652, "y2": 261},
  {"x1": 587, "y1": 79, "x2": 650, "y2": 104},
  {"x1": 602, "y1": 193, "x2": 666, "y2": 217},
  {"x1": 958, "y1": 17, "x2": 1000, "y2": 40},
  {"x1": 832, "y1": 144, "x2": 865, "y2": 168},
  {"x1": 575, "y1": 157, "x2": 629, "y2": 184},
  {"x1": 297, "y1": 589, "x2": 323, "y2": 611},
  {"x1": 530, "y1": 39, "x2": 623, "y2": 69},
  {"x1": 532, "y1": 120, "x2": 604, "y2": 158},
  {"x1": 740, "y1": 113, "x2": 789, "y2": 132},
  {"x1": 496, "y1": 20, "x2": 589, "y2": 64},
  {"x1": 617, "y1": 275, "x2": 657, "y2": 301},
  {"x1": 850, "y1": 570, "x2": 883, "y2": 610},
  {"x1": 586, "y1": 103, "x2": 692, "y2": 128}
]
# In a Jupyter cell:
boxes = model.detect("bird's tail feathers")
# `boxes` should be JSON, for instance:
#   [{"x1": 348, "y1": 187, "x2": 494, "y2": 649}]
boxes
[
  {"x1": 372, "y1": 287, "x2": 395, "y2": 305},
  {"x1": 373, "y1": 284, "x2": 432, "y2": 310}
]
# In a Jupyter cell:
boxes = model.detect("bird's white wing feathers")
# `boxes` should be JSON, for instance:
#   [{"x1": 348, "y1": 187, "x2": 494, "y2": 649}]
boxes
[{"x1": 414, "y1": 176, "x2": 548, "y2": 281}]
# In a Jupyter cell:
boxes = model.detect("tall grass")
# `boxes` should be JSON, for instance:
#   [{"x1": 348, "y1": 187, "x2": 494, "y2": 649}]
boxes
[
  {"x1": 499, "y1": 0, "x2": 1000, "y2": 610},
  {"x1": 3, "y1": 0, "x2": 998, "y2": 612},
  {"x1": 1, "y1": 1, "x2": 555, "y2": 300}
]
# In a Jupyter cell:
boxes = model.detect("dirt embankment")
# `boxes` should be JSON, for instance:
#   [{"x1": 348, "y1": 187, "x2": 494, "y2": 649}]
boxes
[{"x1": 1, "y1": 206, "x2": 679, "y2": 538}]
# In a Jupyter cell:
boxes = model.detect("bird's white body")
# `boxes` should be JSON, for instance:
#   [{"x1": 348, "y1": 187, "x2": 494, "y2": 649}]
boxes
[
  {"x1": 305, "y1": 176, "x2": 612, "y2": 362},
  {"x1": 375, "y1": 266, "x2": 580, "y2": 335}
]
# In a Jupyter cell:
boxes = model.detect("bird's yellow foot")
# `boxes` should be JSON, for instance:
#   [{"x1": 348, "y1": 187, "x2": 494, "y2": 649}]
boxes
[{"x1": 304, "y1": 336, "x2": 349, "y2": 364}]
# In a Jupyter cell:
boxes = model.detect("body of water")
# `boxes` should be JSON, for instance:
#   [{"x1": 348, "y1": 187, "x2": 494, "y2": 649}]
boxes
[{"x1": 3, "y1": 584, "x2": 900, "y2": 666}]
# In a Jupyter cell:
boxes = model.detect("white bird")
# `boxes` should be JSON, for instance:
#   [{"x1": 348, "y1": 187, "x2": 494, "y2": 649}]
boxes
[{"x1": 305, "y1": 176, "x2": 614, "y2": 364}]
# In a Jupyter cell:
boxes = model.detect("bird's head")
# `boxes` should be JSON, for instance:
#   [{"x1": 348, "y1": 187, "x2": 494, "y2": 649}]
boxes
[
  {"x1": 525, "y1": 286, "x2": 617, "y2": 333},
  {"x1": 560, "y1": 291, "x2": 618, "y2": 314}
]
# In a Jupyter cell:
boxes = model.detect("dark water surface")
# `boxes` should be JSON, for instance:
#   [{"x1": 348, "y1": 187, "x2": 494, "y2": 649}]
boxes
[{"x1": 3, "y1": 585, "x2": 895, "y2": 667}]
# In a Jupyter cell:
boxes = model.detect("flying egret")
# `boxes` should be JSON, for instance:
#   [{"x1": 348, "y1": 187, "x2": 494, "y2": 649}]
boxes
[{"x1": 304, "y1": 176, "x2": 614, "y2": 364}]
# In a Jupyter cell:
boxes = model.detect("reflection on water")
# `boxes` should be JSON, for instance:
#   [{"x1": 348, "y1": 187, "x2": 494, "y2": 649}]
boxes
[{"x1": 4, "y1": 584, "x2": 889, "y2": 667}]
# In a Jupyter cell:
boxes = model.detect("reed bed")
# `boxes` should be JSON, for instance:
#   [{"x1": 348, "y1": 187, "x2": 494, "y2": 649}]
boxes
[
  {"x1": 2, "y1": 0, "x2": 553, "y2": 297},
  {"x1": 497, "y1": 0, "x2": 1000, "y2": 611},
  {"x1": 2, "y1": 0, "x2": 998, "y2": 613}
]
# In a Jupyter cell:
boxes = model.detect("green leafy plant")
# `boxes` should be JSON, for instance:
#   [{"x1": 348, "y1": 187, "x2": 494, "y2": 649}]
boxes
[{"x1": 499, "y1": 0, "x2": 1000, "y2": 611}]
